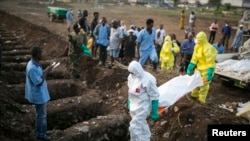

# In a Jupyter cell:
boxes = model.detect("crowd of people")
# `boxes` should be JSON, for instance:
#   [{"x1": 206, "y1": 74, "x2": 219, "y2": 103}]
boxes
[{"x1": 65, "y1": 9, "x2": 249, "y2": 77}]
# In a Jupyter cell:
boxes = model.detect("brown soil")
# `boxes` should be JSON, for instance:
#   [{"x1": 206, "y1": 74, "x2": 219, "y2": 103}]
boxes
[{"x1": 0, "y1": 0, "x2": 250, "y2": 141}]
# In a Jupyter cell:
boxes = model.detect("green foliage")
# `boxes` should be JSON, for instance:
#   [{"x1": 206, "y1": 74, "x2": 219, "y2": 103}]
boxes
[
  {"x1": 224, "y1": 3, "x2": 231, "y2": 11},
  {"x1": 213, "y1": 3, "x2": 231, "y2": 15},
  {"x1": 208, "y1": 0, "x2": 221, "y2": 6},
  {"x1": 214, "y1": 6, "x2": 223, "y2": 15},
  {"x1": 173, "y1": 0, "x2": 179, "y2": 7}
]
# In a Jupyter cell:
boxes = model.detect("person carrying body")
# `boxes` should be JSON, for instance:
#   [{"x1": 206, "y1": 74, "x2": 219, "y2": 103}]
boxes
[
  {"x1": 127, "y1": 60, "x2": 159, "y2": 141},
  {"x1": 186, "y1": 31, "x2": 218, "y2": 103}
]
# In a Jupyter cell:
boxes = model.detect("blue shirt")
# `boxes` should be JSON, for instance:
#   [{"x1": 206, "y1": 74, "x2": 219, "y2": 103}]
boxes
[
  {"x1": 213, "y1": 44, "x2": 224, "y2": 54},
  {"x1": 66, "y1": 11, "x2": 73, "y2": 21},
  {"x1": 180, "y1": 39, "x2": 195, "y2": 55},
  {"x1": 95, "y1": 24, "x2": 110, "y2": 47},
  {"x1": 136, "y1": 28, "x2": 156, "y2": 51},
  {"x1": 25, "y1": 59, "x2": 50, "y2": 104},
  {"x1": 221, "y1": 25, "x2": 231, "y2": 35}
]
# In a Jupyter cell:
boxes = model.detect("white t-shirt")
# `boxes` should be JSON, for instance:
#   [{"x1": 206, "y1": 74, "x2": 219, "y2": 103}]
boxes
[
  {"x1": 156, "y1": 29, "x2": 166, "y2": 41},
  {"x1": 155, "y1": 37, "x2": 163, "y2": 46},
  {"x1": 109, "y1": 27, "x2": 123, "y2": 49},
  {"x1": 189, "y1": 14, "x2": 195, "y2": 23}
]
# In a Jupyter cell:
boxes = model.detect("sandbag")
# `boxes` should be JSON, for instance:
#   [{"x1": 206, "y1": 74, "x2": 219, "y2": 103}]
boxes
[{"x1": 158, "y1": 71, "x2": 203, "y2": 107}]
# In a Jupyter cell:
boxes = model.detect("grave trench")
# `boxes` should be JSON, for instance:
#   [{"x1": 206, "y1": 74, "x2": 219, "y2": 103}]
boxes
[{"x1": 0, "y1": 19, "x2": 130, "y2": 140}]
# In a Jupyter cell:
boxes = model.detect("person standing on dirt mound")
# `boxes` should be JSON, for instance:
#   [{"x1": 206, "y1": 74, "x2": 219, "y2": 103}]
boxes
[
  {"x1": 90, "y1": 12, "x2": 99, "y2": 58},
  {"x1": 25, "y1": 46, "x2": 53, "y2": 141},
  {"x1": 93, "y1": 17, "x2": 110, "y2": 66},
  {"x1": 79, "y1": 10, "x2": 89, "y2": 33},
  {"x1": 127, "y1": 60, "x2": 160, "y2": 141},
  {"x1": 186, "y1": 31, "x2": 218, "y2": 103},
  {"x1": 68, "y1": 23, "x2": 87, "y2": 80},
  {"x1": 109, "y1": 19, "x2": 123, "y2": 67},
  {"x1": 136, "y1": 18, "x2": 158, "y2": 71}
]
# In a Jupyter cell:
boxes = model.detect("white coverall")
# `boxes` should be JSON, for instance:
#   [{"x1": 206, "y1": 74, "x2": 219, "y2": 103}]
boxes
[{"x1": 127, "y1": 61, "x2": 160, "y2": 141}]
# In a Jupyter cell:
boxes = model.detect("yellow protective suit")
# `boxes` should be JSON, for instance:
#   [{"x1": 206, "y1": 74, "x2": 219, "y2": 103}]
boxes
[
  {"x1": 189, "y1": 31, "x2": 218, "y2": 103},
  {"x1": 160, "y1": 35, "x2": 180, "y2": 70}
]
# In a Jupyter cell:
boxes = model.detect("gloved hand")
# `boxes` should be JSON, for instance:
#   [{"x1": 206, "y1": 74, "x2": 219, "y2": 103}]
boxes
[
  {"x1": 127, "y1": 98, "x2": 130, "y2": 111},
  {"x1": 207, "y1": 68, "x2": 215, "y2": 81},
  {"x1": 151, "y1": 100, "x2": 159, "y2": 121},
  {"x1": 186, "y1": 62, "x2": 195, "y2": 75}
]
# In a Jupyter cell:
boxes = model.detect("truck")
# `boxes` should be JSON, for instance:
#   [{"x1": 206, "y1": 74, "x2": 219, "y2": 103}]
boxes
[
  {"x1": 214, "y1": 37, "x2": 250, "y2": 89},
  {"x1": 47, "y1": 6, "x2": 68, "y2": 22}
]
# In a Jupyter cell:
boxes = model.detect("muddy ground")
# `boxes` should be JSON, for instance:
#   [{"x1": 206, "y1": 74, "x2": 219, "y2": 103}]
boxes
[{"x1": 0, "y1": 0, "x2": 250, "y2": 141}]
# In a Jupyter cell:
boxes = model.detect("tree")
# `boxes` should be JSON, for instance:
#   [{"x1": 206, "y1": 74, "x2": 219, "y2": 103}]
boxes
[
  {"x1": 173, "y1": 0, "x2": 179, "y2": 7},
  {"x1": 208, "y1": 0, "x2": 221, "y2": 7}
]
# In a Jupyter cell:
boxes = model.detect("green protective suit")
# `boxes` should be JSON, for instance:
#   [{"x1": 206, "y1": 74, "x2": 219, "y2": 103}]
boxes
[
  {"x1": 160, "y1": 35, "x2": 180, "y2": 70},
  {"x1": 190, "y1": 31, "x2": 218, "y2": 103}
]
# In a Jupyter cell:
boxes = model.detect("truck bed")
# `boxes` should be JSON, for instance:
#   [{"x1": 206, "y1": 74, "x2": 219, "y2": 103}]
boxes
[
  {"x1": 215, "y1": 59, "x2": 250, "y2": 88},
  {"x1": 215, "y1": 70, "x2": 245, "y2": 81}
]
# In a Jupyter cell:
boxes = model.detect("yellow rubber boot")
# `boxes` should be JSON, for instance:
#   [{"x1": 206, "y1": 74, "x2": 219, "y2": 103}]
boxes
[
  {"x1": 191, "y1": 87, "x2": 199, "y2": 98},
  {"x1": 198, "y1": 82, "x2": 210, "y2": 103}
]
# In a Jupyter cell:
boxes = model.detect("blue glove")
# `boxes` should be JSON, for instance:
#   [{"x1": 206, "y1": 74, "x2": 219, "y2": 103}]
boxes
[
  {"x1": 207, "y1": 68, "x2": 215, "y2": 81},
  {"x1": 151, "y1": 100, "x2": 159, "y2": 121},
  {"x1": 186, "y1": 62, "x2": 195, "y2": 75},
  {"x1": 127, "y1": 98, "x2": 130, "y2": 111}
]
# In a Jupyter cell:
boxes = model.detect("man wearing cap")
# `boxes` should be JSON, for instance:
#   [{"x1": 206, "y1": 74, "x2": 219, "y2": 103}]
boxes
[{"x1": 231, "y1": 24, "x2": 244, "y2": 52}]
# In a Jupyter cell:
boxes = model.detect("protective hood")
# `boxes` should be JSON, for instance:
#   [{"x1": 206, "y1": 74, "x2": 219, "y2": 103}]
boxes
[
  {"x1": 164, "y1": 35, "x2": 172, "y2": 44},
  {"x1": 128, "y1": 61, "x2": 144, "y2": 78},
  {"x1": 196, "y1": 31, "x2": 208, "y2": 45}
]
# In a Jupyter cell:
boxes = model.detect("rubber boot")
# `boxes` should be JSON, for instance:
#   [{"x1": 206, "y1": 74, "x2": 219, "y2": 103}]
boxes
[
  {"x1": 191, "y1": 87, "x2": 199, "y2": 98},
  {"x1": 198, "y1": 82, "x2": 210, "y2": 104}
]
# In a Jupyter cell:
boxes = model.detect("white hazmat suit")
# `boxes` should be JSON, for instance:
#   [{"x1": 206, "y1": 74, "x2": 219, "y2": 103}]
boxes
[{"x1": 127, "y1": 61, "x2": 160, "y2": 141}]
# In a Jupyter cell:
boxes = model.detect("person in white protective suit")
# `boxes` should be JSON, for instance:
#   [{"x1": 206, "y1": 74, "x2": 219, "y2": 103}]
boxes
[{"x1": 127, "y1": 60, "x2": 160, "y2": 141}]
